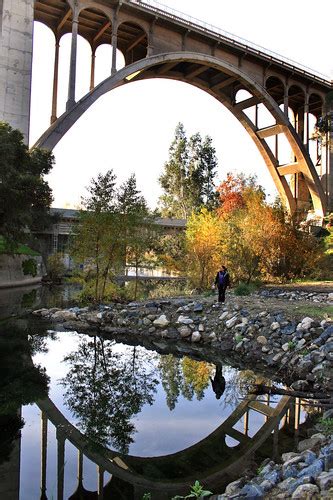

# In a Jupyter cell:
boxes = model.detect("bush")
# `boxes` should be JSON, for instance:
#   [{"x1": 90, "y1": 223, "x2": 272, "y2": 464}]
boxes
[
  {"x1": 234, "y1": 282, "x2": 252, "y2": 296},
  {"x1": 46, "y1": 253, "x2": 66, "y2": 282},
  {"x1": 22, "y1": 258, "x2": 37, "y2": 277}
]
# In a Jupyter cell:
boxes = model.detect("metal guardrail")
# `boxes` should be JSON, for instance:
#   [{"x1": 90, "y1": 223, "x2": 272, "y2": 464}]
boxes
[{"x1": 128, "y1": 0, "x2": 331, "y2": 84}]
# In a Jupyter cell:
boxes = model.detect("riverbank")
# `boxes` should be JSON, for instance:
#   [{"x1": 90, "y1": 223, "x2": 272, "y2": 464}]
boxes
[{"x1": 32, "y1": 288, "x2": 333, "y2": 498}]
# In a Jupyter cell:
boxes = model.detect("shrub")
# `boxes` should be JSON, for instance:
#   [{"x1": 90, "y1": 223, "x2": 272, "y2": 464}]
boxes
[
  {"x1": 234, "y1": 282, "x2": 252, "y2": 296},
  {"x1": 22, "y1": 258, "x2": 37, "y2": 277},
  {"x1": 46, "y1": 253, "x2": 66, "y2": 282}
]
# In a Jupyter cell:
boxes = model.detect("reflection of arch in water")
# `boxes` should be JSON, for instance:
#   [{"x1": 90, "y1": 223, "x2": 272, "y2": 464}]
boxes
[{"x1": 37, "y1": 392, "x2": 292, "y2": 499}]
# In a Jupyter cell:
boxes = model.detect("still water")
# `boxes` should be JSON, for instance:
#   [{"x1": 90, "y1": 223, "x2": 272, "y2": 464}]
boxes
[{"x1": 0, "y1": 285, "x2": 309, "y2": 500}]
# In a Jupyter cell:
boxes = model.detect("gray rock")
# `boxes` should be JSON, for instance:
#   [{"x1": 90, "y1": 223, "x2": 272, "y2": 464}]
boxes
[
  {"x1": 316, "y1": 470, "x2": 333, "y2": 490},
  {"x1": 178, "y1": 326, "x2": 192, "y2": 338},
  {"x1": 257, "y1": 335, "x2": 268, "y2": 345},
  {"x1": 240, "y1": 483, "x2": 264, "y2": 498},
  {"x1": 298, "y1": 436, "x2": 325, "y2": 452},
  {"x1": 51, "y1": 310, "x2": 77, "y2": 322},
  {"x1": 291, "y1": 483, "x2": 319, "y2": 498},
  {"x1": 224, "y1": 478, "x2": 245, "y2": 495},
  {"x1": 291, "y1": 380, "x2": 310, "y2": 391},
  {"x1": 177, "y1": 315, "x2": 193, "y2": 325},
  {"x1": 226, "y1": 316, "x2": 239, "y2": 328},
  {"x1": 297, "y1": 458, "x2": 324, "y2": 478}
]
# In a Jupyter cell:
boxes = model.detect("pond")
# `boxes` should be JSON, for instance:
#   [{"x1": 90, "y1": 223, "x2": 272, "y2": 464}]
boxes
[{"x1": 0, "y1": 285, "x2": 311, "y2": 500}]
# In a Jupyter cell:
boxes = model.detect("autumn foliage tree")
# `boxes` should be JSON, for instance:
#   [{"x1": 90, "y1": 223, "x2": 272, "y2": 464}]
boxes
[
  {"x1": 217, "y1": 174, "x2": 322, "y2": 282},
  {"x1": 185, "y1": 208, "x2": 223, "y2": 290}
]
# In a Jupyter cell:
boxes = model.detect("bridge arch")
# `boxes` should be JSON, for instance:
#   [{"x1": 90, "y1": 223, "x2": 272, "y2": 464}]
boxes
[
  {"x1": 34, "y1": 52, "x2": 326, "y2": 216},
  {"x1": 117, "y1": 21, "x2": 148, "y2": 65}
]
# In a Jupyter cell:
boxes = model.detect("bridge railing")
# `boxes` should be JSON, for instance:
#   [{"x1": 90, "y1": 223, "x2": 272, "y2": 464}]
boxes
[{"x1": 128, "y1": 0, "x2": 331, "y2": 84}]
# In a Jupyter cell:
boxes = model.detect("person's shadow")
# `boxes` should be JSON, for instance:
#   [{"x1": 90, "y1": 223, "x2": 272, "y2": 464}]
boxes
[{"x1": 210, "y1": 362, "x2": 226, "y2": 400}]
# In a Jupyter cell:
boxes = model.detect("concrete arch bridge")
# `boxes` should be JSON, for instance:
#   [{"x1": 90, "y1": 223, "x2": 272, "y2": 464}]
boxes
[{"x1": 1, "y1": 0, "x2": 333, "y2": 215}]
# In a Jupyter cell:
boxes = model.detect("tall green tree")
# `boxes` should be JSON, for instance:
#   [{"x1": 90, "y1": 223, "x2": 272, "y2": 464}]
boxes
[
  {"x1": 159, "y1": 123, "x2": 218, "y2": 219},
  {"x1": 0, "y1": 122, "x2": 54, "y2": 249}
]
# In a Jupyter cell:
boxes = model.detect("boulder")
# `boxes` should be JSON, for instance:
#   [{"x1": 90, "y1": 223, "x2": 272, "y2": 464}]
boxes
[{"x1": 153, "y1": 315, "x2": 170, "y2": 328}]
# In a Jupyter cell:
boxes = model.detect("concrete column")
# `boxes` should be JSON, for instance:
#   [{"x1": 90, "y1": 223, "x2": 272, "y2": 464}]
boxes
[
  {"x1": 147, "y1": 19, "x2": 156, "y2": 57},
  {"x1": 51, "y1": 39, "x2": 60, "y2": 124},
  {"x1": 304, "y1": 95, "x2": 309, "y2": 150},
  {"x1": 111, "y1": 32, "x2": 118, "y2": 75},
  {"x1": 327, "y1": 109, "x2": 333, "y2": 211},
  {"x1": 0, "y1": 0, "x2": 34, "y2": 143},
  {"x1": 66, "y1": 9, "x2": 79, "y2": 111},
  {"x1": 90, "y1": 49, "x2": 96, "y2": 91},
  {"x1": 40, "y1": 412, "x2": 48, "y2": 499},
  {"x1": 284, "y1": 89, "x2": 289, "y2": 117},
  {"x1": 56, "y1": 430, "x2": 65, "y2": 500}
]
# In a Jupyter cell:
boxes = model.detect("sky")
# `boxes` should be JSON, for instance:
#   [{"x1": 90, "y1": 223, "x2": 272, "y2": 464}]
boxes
[{"x1": 29, "y1": 0, "x2": 333, "y2": 210}]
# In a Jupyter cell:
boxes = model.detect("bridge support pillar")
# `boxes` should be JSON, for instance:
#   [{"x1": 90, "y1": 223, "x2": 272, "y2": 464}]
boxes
[
  {"x1": 66, "y1": 11, "x2": 79, "y2": 111},
  {"x1": 0, "y1": 0, "x2": 34, "y2": 143},
  {"x1": 327, "y1": 110, "x2": 333, "y2": 212}
]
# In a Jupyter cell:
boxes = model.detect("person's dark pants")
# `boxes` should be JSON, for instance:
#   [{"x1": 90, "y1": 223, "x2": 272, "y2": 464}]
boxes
[{"x1": 218, "y1": 285, "x2": 227, "y2": 303}]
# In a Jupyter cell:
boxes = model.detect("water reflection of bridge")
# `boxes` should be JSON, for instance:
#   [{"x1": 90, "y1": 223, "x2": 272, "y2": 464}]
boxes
[{"x1": 37, "y1": 392, "x2": 301, "y2": 500}]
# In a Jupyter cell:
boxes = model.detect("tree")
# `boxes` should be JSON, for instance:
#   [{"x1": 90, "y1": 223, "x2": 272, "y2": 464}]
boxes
[
  {"x1": 217, "y1": 179, "x2": 323, "y2": 282},
  {"x1": 0, "y1": 122, "x2": 54, "y2": 249},
  {"x1": 216, "y1": 172, "x2": 263, "y2": 216},
  {"x1": 61, "y1": 336, "x2": 158, "y2": 453},
  {"x1": 71, "y1": 169, "x2": 122, "y2": 301},
  {"x1": 159, "y1": 123, "x2": 218, "y2": 219},
  {"x1": 185, "y1": 208, "x2": 223, "y2": 290}
]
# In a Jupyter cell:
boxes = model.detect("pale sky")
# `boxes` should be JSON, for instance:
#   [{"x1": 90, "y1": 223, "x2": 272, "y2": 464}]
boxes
[{"x1": 29, "y1": 0, "x2": 333, "y2": 210}]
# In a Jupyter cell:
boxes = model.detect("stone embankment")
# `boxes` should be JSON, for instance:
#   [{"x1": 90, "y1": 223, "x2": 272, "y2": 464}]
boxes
[
  {"x1": 33, "y1": 292, "x2": 333, "y2": 391},
  {"x1": 216, "y1": 433, "x2": 333, "y2": 499},
  {"x1": 258, "y1": 289, "x2": 333, "y2": 303},
  {"x1": 32, "y1": 290, "x2": 333, "y2": 499}
]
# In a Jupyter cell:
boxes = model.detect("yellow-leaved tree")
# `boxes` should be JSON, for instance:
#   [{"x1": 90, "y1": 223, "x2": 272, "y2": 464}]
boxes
[{"x1": 185, "y1": 208, "x2": 223, "y2": 290}]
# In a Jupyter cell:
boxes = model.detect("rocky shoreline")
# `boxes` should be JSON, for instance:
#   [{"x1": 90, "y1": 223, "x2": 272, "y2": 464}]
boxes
[{"x1": 32, "y1": 290, "x2": 333, "y2": 499}]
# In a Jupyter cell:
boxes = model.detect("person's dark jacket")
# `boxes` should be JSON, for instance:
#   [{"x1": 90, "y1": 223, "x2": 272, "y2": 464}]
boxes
[{"x1": 215, "y1": 270, "x2": 230, "y2": 288}]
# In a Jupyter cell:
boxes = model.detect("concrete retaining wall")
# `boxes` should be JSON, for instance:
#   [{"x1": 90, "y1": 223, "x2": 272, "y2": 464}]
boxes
[{"x1": 0, "y1": 254, "x2": 44, "y2": 288}]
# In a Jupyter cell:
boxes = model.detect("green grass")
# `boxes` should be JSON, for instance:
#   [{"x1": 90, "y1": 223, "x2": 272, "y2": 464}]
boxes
[
  {"x1": 293, "y1": 304, "x2": 333, "y2": 319},
  {"x1": 0, "y1": 236, "x2": 40, "y2": 256}
]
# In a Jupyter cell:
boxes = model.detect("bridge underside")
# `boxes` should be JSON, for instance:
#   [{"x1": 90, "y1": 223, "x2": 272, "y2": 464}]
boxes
[{"x1": 34, "y1": 52, "x2": 327, "y2": 217}]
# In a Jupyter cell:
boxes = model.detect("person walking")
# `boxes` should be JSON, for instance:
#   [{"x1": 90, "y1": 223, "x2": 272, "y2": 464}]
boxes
[{"x1": 214, "y1": 265, "x2": 230, "y2": 303}]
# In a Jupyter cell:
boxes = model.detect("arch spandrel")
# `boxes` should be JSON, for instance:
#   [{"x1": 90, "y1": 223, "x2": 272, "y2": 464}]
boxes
[{"x1": 33, "y1": 52, "x2": 326, "y2": 217}]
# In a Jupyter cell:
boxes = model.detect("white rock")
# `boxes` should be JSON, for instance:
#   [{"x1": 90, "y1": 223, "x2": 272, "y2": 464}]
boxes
[
  {"x1": 51, "y1": 310, "x2": 77, "y2": 322},
  {"x1": 219, "y1": 311, "x2": 229, "y2": 320},
  {"x1": 153, "y1": 315, "x2": 170, "y2": 328},
  {"x1": 282, "y1": 342, "x2": 290, "y2": 352},
  {"x1": 208, "y1": 332, "x2": 217, "y2": 342},
  {"x1": 226, "y1": 316, "x2": 238, "y2": 328},
  {"x1": 198, "y1": 323, "x2": 205, "y2": 332},
  {"x1": 177, "y1": 315, "x2": 193, "y2": 325},
  {"x1": 191, "y1": 331, "x2": 201, "y2": 342},
  {"x1": 328, "y1": 292, "x2": 333, "y2": 301},
  {"x1": 271, "y1": 322, "x2": 280, "y2": 331},
  {"x1": 301, "y1": 317, "x2": 314, "y2": 330}
]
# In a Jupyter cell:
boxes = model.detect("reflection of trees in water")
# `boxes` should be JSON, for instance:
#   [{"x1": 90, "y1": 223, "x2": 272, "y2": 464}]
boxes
[
  {"x1": 222, "y1": 367, "x2": 270, "y2": 409},
  {"x1": 0, "y1": 323, "x2": 49, "y2": 464},
  {"x1": 61, "y1": 338, "x2": 158, "y2": 454},
  {"x1": 159, "y1": 355, "x2": 214, "y2": 410}
]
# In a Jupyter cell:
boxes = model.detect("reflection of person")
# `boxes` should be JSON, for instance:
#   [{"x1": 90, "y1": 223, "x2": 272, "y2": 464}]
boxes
[
  {"x1": 214, "y1": 265, "x2": 230, "y2": 303},
  {"x1": 210, "y1": 362, "x2": 226, "y2": 399}
]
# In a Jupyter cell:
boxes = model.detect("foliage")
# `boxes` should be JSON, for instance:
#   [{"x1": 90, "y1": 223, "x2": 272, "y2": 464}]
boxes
[
  {"x1": 185, "y1": 208, "x2": 223, "y2": 290},
  {"x1": 154, "y1": 232, "x2": 186, "y2": 275},
  {"x1": 71, "y1": 171, "x2": 155, "y2": 302},
  {"x1": 158, "y1": 355, "x2": 213, "y2": 410},
  {"x1": 0, "y1": 236, "x2": 40, "y2": 256},
  {"x1": 234, "y1": 282, "x2": 252, "y2": 296},
  {"x1": 0, "y1": 122, "x2": 54, "y2": 250},
  {"x1": 159, "y1": 123, "x2": 218, "y2": 218},
  {"x1": 21, "y1": 258, "x2": 37, "y2": 277},
  {"x1": 61, "y1": 338, "x2": 158, "y2": 453},
  {"x1": 216, "y1": 174, "x2": 323, "y2": 283},
  {"x1": 148, "y1": 279, "x2": 192, "y2": 299},
  {"x1": 216, "y1": 172, "x2": 263, "y2": 215},
  {"x1": 46, "y1": 253, "x2": 66, "y2": 282},
  {"x1": 293, "y1": 304, "x2": 333, "y2": 320},
  {"x1": 172, "y1": 480, "x2": 213, "y2": 499},
  {"x1": 317, "y1": 417, "x2": 333, "y2": 436}
]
